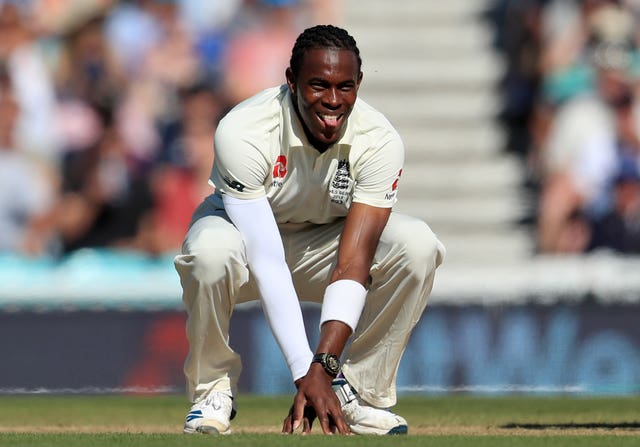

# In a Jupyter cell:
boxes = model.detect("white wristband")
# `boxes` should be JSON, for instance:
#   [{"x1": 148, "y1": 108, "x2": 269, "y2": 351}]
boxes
[{"x1": 320, "y1": 279, "x2": 367, "y2": 332}]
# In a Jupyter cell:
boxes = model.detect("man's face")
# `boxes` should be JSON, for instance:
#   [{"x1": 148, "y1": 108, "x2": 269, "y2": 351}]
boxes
[{"x1": 286, "y1": 48, "x2": 362, "y2": 150}]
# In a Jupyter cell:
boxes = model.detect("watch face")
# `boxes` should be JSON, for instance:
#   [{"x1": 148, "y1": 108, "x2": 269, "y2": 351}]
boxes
[
  {"x1": 325, "y1": 354, "x2": 340, "y2": 374},
  {"x1": 313, "y1": 353, "x2": 341, "y2": 376}
]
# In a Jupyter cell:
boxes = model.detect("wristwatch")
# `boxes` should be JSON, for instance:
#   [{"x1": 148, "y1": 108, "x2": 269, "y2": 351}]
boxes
[{"x1": 311, "y1": 353, "x2": 341, "y2": 377}]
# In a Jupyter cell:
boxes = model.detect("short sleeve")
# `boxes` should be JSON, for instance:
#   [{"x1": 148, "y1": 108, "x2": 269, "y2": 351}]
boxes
[
  {"x1": 210, "y1": 116, "x2": 270, "y2": 199},
  {"x1": 352, "y1": 134, "x2": 404, "y2": 208}
]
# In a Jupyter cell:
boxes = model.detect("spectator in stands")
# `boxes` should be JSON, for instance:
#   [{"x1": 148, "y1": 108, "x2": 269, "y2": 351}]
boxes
[
  {"x1": 0, "y1": 91, "x2": 58, "y2": 256},
  {"x1": 105, "y1": 0, "x2": 201, "y2": 164},
  {"x1": 535, "y1": 1, "x2": 640, "y2": 252},
  {"x1": 143, "y1": 83, "x2": 222, "y2": 255},
  {"x1": 586, "y1": 85, "x2": 640, "y2": 253},
  {"x1": 30, "y1": 0, "x2": 112, "y2": 37},
  {"x1": 53, "y1": 14, "x2": 129, "y2": 157},
  {"x1": 0, "y1": 2, "x2": 59, "y2": 160},
  {"x1": 104, "y1": 0, "x2": 165, "y2": 77},
  {"x1": 538, "y1": 0, "x2": 631, "y2": 80},
  {"x1": 486, "y1": 0, "x2": 546, "y2": 158},
  {"x1": 533, "y1": 1, "x2": 637, "y2": 171},
  {"x1": 54, "y1": 15, "x2": 124, "y2": 109},
  {"x1": 221, "y1": 0, "x2": 303, "y2": 104},
  {"x1": 55, "y1": 106, "x2": 154, "y2": 255},
  {"x1": 174, "y1": 0, "x2": 243, "y2": 84},
  {"x1": 134, "y1": 0, "x2": 201, "y2": 91},
  {"x1": 588, "y1": 156, "x2": 640, "y2": 253},
  {"x1": 537, "y1": 70, "x2": 638, "y2": 252}
]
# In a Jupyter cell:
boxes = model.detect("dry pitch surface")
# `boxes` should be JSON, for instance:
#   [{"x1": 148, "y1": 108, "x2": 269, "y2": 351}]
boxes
[
  {"x1": 2, "y1": 423, "x2": 639, "y2": 437},
  {"x1": 0, "y1": 395, "x2": 638, "y2": 437}
]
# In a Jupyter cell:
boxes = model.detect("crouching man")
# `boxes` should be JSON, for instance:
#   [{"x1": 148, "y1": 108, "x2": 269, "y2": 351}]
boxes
[{"x1": 175, "y1": 24, "x2": 445, "y2": 435}]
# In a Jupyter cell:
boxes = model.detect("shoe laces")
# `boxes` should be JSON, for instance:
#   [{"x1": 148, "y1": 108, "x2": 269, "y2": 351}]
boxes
[
  {"x1": 200, "y1": 391, "x2": 231, "y2": 412},
  {"x1": 342, "y1": 398, "x2": 364, "y2": 420},
  {"x1": 342, "y1": 398, "x2": 363, "y2": 418},
  {"x1": 205, "y1": 393, "x2": 221, "y2": 410}
]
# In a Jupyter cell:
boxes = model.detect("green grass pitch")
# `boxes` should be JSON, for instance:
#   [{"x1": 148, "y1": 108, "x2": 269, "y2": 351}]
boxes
[{"x1": 0, "y1": 394, "x2": 638, "y2": 446}]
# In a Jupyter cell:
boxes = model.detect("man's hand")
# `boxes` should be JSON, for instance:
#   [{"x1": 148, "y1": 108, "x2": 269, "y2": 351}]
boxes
[{"x1": 282, "y1": 365, "x2": 350, "y2": 435}]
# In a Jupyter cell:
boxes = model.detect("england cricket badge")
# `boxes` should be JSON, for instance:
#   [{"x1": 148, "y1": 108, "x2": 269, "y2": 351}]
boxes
[{"x1": 329, "y1": 159, "x2": 351, "y2": 204}]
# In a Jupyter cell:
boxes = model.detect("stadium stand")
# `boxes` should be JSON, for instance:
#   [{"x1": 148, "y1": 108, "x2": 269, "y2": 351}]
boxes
[{"x1": 344, "y1": 0, "x2": 534, "y2": 266}]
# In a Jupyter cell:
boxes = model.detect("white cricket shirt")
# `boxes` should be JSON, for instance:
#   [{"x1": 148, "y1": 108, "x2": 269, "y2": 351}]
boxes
[{"x1": 210, "y1": 85, "x2": 404, "y2": 225}]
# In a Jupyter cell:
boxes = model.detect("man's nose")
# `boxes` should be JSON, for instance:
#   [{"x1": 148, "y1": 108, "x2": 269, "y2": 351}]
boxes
[{"x1": 323, "y1": 88, "x2": 340, "y2": 108}]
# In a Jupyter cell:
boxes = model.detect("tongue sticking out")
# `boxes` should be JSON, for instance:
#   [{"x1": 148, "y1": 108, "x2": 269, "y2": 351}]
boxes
[
  {"x1": 320, "y1": 114, "x2": 341, "y2": 132},
  {"x1": 324, "y1": 115, "x2": 339, "y2": 126}
]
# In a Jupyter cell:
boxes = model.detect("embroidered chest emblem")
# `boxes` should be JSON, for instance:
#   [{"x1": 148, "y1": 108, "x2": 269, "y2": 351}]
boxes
[{"x1": 329, "y1": 159, "x2": 351, "y2": 204}]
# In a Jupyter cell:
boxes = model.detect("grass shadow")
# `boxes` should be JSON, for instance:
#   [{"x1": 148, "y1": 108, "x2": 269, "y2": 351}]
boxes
[{"x1": 501, "y1": 422, "x2": 640, "y2": 430}]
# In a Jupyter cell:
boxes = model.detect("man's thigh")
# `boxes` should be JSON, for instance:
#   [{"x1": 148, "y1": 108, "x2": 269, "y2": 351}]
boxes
[
  {"x1": 371, "y1": 212, "x2": 444, "y2": 279},
  {"x1": 283, "y1": 220, "x2": 344, "y2": 302},
  {"x1": 283, "y1": 212, "x2": 441, "y2": 302},
  {"x1": 183, "y1": 204, "x2": 260, "y2": 304}
]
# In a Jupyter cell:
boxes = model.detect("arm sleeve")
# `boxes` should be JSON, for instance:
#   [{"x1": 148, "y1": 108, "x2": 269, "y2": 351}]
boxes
[{"x1": 222, "y1": 194, "x2": 313, "y2": 381}]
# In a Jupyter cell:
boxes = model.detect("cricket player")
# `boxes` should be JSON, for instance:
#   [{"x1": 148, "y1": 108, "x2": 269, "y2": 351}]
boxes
[{"x1": 174, "y1": 24, "x2": 445, "y2": 435}]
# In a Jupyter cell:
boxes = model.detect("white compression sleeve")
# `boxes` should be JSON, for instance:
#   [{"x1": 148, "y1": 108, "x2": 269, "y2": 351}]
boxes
[{"x1": 223, "y1": 194, "x2": 313, "y2": 381}]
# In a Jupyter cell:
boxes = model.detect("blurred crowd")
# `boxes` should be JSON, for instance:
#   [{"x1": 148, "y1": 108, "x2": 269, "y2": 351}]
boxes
[
  {"x1": 0, "y1": 0, "x2": 337, "y2": 259},
  {"x1": 489, "y1": 0, "x2": 640, "y2": 255},
  {"x1": 6, "y1": 0, "x2": 639, "y2": 261}
]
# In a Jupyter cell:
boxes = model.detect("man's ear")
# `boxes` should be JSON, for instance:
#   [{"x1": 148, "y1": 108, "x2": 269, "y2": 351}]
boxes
[
  {"x1": 285, "y1": 67, "x2": 296, "y2": 94},
  {"x1": 356, "y1": 71, "x2": 363, "y2": 89}
]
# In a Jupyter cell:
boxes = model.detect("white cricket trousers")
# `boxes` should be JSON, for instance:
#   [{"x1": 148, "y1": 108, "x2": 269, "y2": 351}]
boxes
[{"x1": 174, "y1": 199, "x2": 445, "y2": 408}]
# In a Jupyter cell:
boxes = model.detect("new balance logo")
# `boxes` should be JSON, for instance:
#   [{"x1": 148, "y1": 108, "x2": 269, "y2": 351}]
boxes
[
  {"x1": 386, "y1": 169, "x2": 402, "y2": 200},
  {"x1": 186, "y1": 410, "x2": 203, "y2": 422},
  {"x1": 223, "y1": 176, "x2": 246, "y2": 192}
]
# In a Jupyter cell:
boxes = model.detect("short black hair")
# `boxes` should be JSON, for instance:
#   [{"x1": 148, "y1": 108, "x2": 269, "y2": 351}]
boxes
[{"x1": 289, "y1": 25, "x2": 362, "y2": 79}]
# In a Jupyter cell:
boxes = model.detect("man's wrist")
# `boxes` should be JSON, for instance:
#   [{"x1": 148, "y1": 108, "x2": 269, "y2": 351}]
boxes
[
  {"x1": 308, "y1": 362, "x2": 334, "y2": 381},
  {"x1": 294, "y1": 363, "x2": 333, "y2": 389},
  {"x1": 311, "y1": 352, "x2": 341, "y2": 377}
]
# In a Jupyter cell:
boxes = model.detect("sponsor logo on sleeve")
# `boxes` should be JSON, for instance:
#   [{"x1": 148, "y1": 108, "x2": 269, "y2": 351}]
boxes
[
  {"x1": 271, "y1": 154, "x2": 287, "y2": 187},
  {"x1": 385, "y1": 169, "x2": 402, "y2": 200}
]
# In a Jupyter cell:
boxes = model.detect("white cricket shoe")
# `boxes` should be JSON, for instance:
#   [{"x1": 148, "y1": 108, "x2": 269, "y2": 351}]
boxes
[
  {"x1": 333, "y1": 377, "x2": 408, "y2": 435},
  {"x1": 183, "y1": 390, "x2": 235, "y2": 435}
]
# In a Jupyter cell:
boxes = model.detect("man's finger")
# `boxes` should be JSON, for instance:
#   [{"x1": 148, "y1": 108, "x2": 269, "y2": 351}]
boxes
[
  {"x1": 317, "y1": 414, "x2": 334, "y2": 435},
  {"x1": 282, "y1": 413, "x2": 293, "y2": 434},
  {"x1": 302, "y1": 416, "x2": 311, "y2": 435},
  {"x1": 302, "y1": 405, "x2": 316, "y2": 435},
  {"x1": 291, "y1": 396, "x2": 306, "y2": 432},
  {"x1": 332, "y1": 413, "x2": 351, "y2": 435},
  {"x1": 328, "y1": 406, "x2": 351, "y2": 435}
]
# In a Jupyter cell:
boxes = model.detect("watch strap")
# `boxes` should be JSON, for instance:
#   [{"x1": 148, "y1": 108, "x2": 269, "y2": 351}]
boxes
[
  {"x1": 311, "y1": 352, "x2": 340, "y2": 376},
  {"x1": 312, "y1": 353, "x2": 328, "y2": 363}
]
